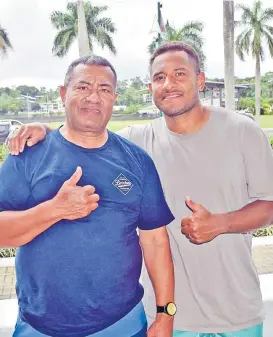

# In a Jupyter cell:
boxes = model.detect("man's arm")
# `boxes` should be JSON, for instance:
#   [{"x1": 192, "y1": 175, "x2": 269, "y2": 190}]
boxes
[
  {"x1": 140, "y1": 226, "x2": 174, "y2": 337},
  {"x1": 8, "y1": 123, "x2": 51, "y2": 155},
  {"x1": 181, "y1": 198, "x2": 273, "y2": 244},
  {"x1": 182, "y1": 118, "x2": 273, "y2": 244},
  {"x1": 0, "y1": 167, "x2": 99, "y2": 247},
  {"x1": 8, "y1": 123, "x2": 148, "y2": 155}
]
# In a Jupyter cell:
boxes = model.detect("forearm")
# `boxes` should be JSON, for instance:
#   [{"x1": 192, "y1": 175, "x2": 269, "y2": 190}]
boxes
[
  {"x1": 142, "y1": 235, "x2": 174, "y2": 306},
  {"x1": 0, "y1": 199, "x2": 62, "y2": 247},
  {"x1": 220, "y1": 200, "x2": 273, "y2": 234}
]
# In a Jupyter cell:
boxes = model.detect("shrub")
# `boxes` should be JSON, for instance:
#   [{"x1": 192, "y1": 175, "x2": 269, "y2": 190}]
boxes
[
  {"x1": 253, "y1": 226, "x2": 273, "y2": 237},
  {"x1": 0, "y1": 248, "x2": 16, "y2": 258}
]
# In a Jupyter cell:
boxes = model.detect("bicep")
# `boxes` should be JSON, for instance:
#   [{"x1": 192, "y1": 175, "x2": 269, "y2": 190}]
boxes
[
  {"x1": 242, "y1": 122, "x2": 273, "y2": 201},
  {"x1": 139, "y1": 226, "x2": 169, "y2": 248},
  {"x1": 0, "y1": 155, "x2": 31, "y2": 211}
]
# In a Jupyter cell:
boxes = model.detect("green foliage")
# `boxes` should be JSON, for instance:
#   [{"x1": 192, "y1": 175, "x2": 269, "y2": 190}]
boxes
[
  {"x1": 149, "y1": 21, "x2": 206, "y2": 70},
  {"x1": 238, "y1": 96, "x2": 273, "y2": 114},
  {"x1": 235, "y1": 2, "x2": 273, "y2": 62},
  {"x1": 125, "y1": 104, "x2": 142, "y2": 114},
  {"x1": 0, "y1": 92, "x2": 24, "y2": 114},
  {"x1": 253, "y1": 226, "x2": 273, "y2": 237},
  {"x1": 51, "y1": 1, "x2": 116, "y2": 57},
  {"x1": 0, "y1": 144, "x2": 8, "y2": 161},
  {"x1": 0, "y1": 24, "x2": 13, "y2": 55},
  {"x1": 0, "y1": 248, "x2": 16, "y2": 258}
]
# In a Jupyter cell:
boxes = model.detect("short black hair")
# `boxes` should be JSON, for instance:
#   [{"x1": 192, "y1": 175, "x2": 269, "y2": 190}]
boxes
[
  {"x1": 64, "y1": 55, "x2": 117, "y2": 87},
  {"x1": 149, "y1": 41, "x2": 201, "y2": 73}
]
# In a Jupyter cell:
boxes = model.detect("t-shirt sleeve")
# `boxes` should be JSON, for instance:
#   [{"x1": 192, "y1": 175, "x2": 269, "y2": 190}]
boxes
[
  {"x1": 116, "y1": 124, "x2": 148, "y2": 149},
  {"x1": 240, "y1": 119, "x2": 273, "y2": 202},
  {"x1": 0, "y1": 155, "x2": 31, "y2": 211},
  {"x1": 138, "y1": 154, "x2": 174, "y2": 230}
]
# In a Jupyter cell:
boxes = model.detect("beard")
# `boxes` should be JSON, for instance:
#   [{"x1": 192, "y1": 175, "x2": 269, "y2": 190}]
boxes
[{"x1": 155, "y1": 93, "x2": 200, "y2": 118}]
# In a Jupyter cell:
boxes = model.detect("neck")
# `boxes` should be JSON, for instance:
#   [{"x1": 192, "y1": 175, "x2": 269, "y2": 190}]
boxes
[
  {"x1": 164, "y1": 103, "x2": 211, "y2": 134},
  {"x1": 60, "y1": 123, "x2": 108, "y2": 149}
]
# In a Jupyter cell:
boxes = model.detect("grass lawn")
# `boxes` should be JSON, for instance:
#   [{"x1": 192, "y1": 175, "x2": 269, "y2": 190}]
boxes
[
  {"x1": 257, "y1": 116, "x2": 273, "y2": 129},
  {"x1": 48, "y1": 119, "x2": 153, "y2": 132},
  {"x1": 48, "y1": 115, "x2": 273, "y2": 130}
]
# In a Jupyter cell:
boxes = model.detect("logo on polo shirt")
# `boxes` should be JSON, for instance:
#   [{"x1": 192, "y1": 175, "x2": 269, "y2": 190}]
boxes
[{"x1": 112, "y1": 173, "x2": 133, "y2": 195}]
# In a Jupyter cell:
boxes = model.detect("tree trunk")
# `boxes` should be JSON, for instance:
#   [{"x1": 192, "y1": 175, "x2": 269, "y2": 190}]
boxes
[
  {"x1": 223, "y1": 0, "x2": 235, "y2": 111},
  {"x1": 77, "y1": 0, "x2": 91, "y2": 57},
  {"x1": 255, "y1": 54, "x2": 261, "y2": 125}
]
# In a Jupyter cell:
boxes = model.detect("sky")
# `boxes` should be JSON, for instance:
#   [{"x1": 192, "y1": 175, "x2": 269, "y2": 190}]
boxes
[{"x1": 0, "y1": 0, "x2": 273, "y2": 89}]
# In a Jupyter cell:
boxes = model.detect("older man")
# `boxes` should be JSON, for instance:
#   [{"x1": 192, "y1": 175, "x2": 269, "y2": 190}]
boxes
[{"x1": 0, "y1": 56, "x2": 176, "y2": 337}]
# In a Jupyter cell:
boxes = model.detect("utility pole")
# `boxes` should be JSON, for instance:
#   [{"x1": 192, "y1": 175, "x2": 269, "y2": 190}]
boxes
[{"x1": 77, "y1": 0, "x2": 91, "y2": 57}]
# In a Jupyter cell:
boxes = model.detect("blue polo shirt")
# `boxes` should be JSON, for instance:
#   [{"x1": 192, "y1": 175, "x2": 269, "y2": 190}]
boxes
[{"x1": 0, "y1": 129, "x2": 174, "y2": 337}]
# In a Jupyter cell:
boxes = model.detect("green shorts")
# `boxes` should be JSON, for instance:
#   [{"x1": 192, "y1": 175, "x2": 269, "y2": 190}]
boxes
[{"x1": 173, "y1": 323, "x2": 263, "y2": 337}]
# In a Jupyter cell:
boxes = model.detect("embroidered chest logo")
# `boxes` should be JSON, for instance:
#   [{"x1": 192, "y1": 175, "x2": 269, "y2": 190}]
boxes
[{"x1": 112, "y1": 173, "x2": 133, "y2": 195}]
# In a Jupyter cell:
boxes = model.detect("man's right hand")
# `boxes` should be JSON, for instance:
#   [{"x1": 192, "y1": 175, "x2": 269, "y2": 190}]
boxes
[
  {"x1": 53, "y1": 166, "x2": 99, "y2": 221},
  {"x1": 8, "y1": 123, "x2": 49, "y2": 155}
]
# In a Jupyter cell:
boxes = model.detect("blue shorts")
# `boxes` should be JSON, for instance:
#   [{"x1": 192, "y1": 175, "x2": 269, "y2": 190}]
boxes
[
  {"x1": 173, "y1": 323, "x2": 263, "y2": 337},
  {"x1": 13, "y1": 301, "x2": 147, "y2": 337}
]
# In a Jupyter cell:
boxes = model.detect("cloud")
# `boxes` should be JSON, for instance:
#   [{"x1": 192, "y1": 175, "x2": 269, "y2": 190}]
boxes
[{"x1": 0, "y1": 0, "x2": 272, "y2": 88}]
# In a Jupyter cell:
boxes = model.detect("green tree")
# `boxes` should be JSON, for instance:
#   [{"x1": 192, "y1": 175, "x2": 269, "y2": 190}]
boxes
[
  {"x1": 51, "y1": 1, "x2": 116, "y2": 57},
  {"x1": 0, "y1": 24, "x2": 13, "y2": 55},
  {"x1": 235, "y1": 0, "x2": 273, "y2": 124},
  {"x1": 148, "y1": 21, "x2": 206, "y2": 70}
]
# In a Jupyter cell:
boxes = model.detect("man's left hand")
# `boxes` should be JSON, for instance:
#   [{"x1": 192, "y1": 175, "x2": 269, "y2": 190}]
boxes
[
  {"x1": 147, "y1": 314, "x2": 173, "y2": 337},
  {"x1": 181, "y1": 197, "x2": 228, "y2": 244}
]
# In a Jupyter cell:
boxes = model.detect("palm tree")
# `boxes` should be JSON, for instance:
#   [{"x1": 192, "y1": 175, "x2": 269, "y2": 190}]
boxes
[
  {"x1": 77, "y1": 0, "x2": 91, "y2": 56},
  {"x1": 223, "y1": 0, "x2": 235, "y2": 111},
  {"x1": 148, "y1": 21, "x2": 206, "y2": 70},
  {"x1": 0, "y1": 24, "x2": 13, "y2": 55},
  {"x1": 235, "y1": 1, "x2": 273, "y2": 124},
  {"x1": 51, "y1": 1, "x2": 116, "y2": 58}
]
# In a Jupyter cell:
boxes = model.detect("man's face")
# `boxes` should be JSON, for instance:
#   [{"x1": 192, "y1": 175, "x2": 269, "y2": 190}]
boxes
[
  {"x1": 149, "y1": 51, "x2": 205, "y2": 117},
  {"x1": 60, "y1": 64, "x2": 118, "y2": 133}
]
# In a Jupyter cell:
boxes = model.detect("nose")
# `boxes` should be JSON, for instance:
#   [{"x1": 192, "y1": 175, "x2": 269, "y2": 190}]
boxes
[
  {"x1": 162, "y1": 76, "x2": 177, "y2": 91},
  {"x1": 85, "y1": 90, "x2": 101, "y2": 104}
]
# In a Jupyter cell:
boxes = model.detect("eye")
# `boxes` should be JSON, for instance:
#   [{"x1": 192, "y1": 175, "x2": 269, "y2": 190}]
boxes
[
  {"x1": 100, "y1": 88, "x2": 111, "y2": 93},
  {"x1": 176, "y1": 71, "x2": 186, "y2": 77},
  {"x1": 155, "y1": 75, "x2": 166, "y2": 82},
  {"x1": 77, "y1": 86, "x2": 88, "y2": 91}
]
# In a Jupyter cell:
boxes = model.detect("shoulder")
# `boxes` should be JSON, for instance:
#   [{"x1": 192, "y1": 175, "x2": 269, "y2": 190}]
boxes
[
  {"x1": 116, "y1": 118, "x2": 164, "y2": 149},
  {"x1": 111, "y1": 131, "x2": 155, "y2": 166},
  {"x1": 2, "y1": 130, "x2": 59, "y2": 174},
  {"x1": 210, "y1": 107, "x2": 259, "y2": 130}
]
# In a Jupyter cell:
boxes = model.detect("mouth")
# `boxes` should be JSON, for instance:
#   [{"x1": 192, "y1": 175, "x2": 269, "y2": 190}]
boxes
[
  {"x1": 163, "y1": 93, "x2": 183, "y2": 101},
  {"x1": 81, "y1": 107, "x2": 101, "y2": 114}
]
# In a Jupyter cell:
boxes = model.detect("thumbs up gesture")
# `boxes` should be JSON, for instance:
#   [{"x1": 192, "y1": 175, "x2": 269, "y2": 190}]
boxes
[
  {"x1": 53, "y1": 166, "x2": 100, "y2": 220},
  {"x1": 181, "y1": 197, "x2": 224, "y2": 244}
]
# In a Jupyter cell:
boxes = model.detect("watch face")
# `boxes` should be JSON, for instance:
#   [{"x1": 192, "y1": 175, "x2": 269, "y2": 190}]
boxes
[{"x1": 166, "y1": 302, "x2": 177, "y2": 316}]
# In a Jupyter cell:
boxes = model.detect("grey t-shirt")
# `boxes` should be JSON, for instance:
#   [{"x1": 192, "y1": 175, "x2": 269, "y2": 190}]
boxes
[{"x1": 117, "y1": 107, "x2": 273, "y2": 333}]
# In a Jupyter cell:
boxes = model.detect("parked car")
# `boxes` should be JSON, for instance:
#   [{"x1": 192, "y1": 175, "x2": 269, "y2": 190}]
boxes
[{"x1": 0, "y1": 120, "x2": 23, "y2": 145}]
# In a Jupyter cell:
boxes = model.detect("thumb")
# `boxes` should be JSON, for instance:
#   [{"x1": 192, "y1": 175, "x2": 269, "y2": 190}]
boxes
[
  {"x1": 185, "y1": 196, "x2": 202, "y2": 213},
  {"x1": 65, "y1": 166, "x2": 82, "y2": 186}
]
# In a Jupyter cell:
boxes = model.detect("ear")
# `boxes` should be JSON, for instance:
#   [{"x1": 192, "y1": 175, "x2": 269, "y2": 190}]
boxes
[
  {"x1": 114, "y1": 93, "x2": 118, "y2": 103},
  {"x1": 148, "y1": 83, "x2": 152, "y2": 92},
  {"x1": 197, "y1": 72, "x2": 205, "y2": 91},
  {"x1": 60, "y1": 86, "x2": 67, "y2": 104}
]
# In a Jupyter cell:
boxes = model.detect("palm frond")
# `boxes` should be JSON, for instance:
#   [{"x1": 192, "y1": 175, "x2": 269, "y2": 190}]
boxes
[
  {"x1": 263, "y1": 30, "x2": 273, "y2": 58},
  {"x1": 52, "y1": 28, "x2": 75, "y2": 57},
  {"x1": 235, "y1": 4, "x2": 254, "y2": 23},
  {"x1": 94, "y1": 17, "x2": 116, "y2": 33},
  {"x1": 260, "y1": 8, "x2": 273, "y2": 23},
  {"x1": 0, "y1": 27, "x2": 13, "y2": 49},
  {"x1": 95, "y1": 29, "x2": 116, "y2": 55}
]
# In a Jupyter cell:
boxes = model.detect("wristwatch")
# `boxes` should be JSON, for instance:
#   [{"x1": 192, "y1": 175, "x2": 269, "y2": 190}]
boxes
[{"x1": 156, "y1": 302, "x2": 177, "y2": 316}]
